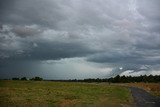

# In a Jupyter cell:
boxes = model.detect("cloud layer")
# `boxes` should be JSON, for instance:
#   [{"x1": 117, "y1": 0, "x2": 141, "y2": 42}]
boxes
[{"x1": 0, "y1": 0, "x2": 160, "y2": 79}]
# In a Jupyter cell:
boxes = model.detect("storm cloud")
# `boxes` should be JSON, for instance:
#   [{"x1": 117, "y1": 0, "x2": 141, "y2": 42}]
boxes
[{"x1": 0, "y1": 0, "x2": 160, "y2": 79}]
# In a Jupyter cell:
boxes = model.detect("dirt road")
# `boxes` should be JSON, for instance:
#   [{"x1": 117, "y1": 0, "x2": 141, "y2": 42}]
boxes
[{"x1": 130, "y1": 87, "x2": 160, "y2": 107}]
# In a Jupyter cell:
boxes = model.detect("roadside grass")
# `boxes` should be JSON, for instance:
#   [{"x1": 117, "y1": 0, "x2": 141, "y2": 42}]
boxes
[
  {"x1": 0, "y1": 81, "x2": 133, "y2": 107},
  {"x1": 125, "y1": 83, "x2": 160, "y2": 97}
]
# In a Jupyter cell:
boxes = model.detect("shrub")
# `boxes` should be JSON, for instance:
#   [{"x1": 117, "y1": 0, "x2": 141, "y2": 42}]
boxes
[
  {"x1": 30, "y1": 76, "x2": 43, "y2": 81},
  {"x1": 21, "y1": 77, "x2": 27, "y2": 81},
  {"x1": 12, "y1": 78, "x2": 19, "y2": 80}
]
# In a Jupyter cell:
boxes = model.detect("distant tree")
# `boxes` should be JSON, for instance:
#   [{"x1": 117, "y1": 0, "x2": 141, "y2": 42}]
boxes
[
  {"x1": 121, "y1": 75, "x2": 128, "y2": 83},
  {"x1": 21, "y1": 77, "x2": 27, "y2": 81},
  {"x1": 12, "y1": 78, "x2": 19, "y2": 80},
  {"x1": 30, "y1": 77, "x2": 43, "y2": 81},
  {"x1": 113, "y1": 75, "x2": 120, "y2": 83},
  {"x1": 96, "y1": 78, "x2": 102, "y2": 83}
]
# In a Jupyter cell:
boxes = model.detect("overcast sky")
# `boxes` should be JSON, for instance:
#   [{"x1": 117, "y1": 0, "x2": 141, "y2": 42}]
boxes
[{"x1": 0, "y1": 0, "x2": 160, "y2": 79}]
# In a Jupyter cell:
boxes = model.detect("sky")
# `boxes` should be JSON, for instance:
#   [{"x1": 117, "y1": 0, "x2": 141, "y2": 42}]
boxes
[{"x1": 0, "y1": 0, "x2": 160, "y2": 79}]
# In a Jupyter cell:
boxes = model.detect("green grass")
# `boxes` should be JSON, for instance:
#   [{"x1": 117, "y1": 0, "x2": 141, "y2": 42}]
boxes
[{"x1": 0, "y1": 81, "x2": 133, "y2": 107}]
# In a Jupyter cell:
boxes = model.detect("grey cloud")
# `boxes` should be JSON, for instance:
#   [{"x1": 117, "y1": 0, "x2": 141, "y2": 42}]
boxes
[
  {"x1": 0, "y1": 40, "x2": 96, "y2": 61},
  {"x1": 27, "y1": 41, "x2": 97, "y2": 60},
  {"x1": 12, "y1": 25, "x2": 42, "y2": 37},
  {"x1": 0, "y1": 0, "x2": 160, "y2": 79},
  {"x1": 137, "y1": 0, "x2": 160, "y2": 21},
  {"x1": 87, "y1": 49, "x2": 160, "y2": 65},
  {"x1": 0, "y1": 0, "x2": 65, "y2": 28}
]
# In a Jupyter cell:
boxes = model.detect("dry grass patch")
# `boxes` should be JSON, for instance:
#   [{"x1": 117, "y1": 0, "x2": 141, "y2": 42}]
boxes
[{"x1": 0, "y1": 81, "x2": 133, "y2": 107}]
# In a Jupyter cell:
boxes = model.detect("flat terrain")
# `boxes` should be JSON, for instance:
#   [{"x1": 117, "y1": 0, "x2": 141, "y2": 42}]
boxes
[
  {"x1": 0, "y1": 81, "x2": 133, "y2": 107},
  {"x1": 125, "y1": 83, "x2": 160, "y2": 97},
  {"x1": 130, "y1": 87, "x2": 160, "y2": 107}
]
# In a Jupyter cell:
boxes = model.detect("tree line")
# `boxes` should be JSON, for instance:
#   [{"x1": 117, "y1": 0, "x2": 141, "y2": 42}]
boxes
[
  {"x1": 10, "y1": 75, "x2": 160, "y2": 83},
  {"x1": 83, "y1": 75, "x2": 160, "y2": 83},
  {"x1": 12, "y1": 76, "x2": 43, "y2": 81}
]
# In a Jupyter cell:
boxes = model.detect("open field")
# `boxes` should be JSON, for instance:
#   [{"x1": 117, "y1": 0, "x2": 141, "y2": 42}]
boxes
[
  {"x1": 0, "y1": 81, "x2": 133, "y2": 107},
  {"x1": 124, "y1": 83, "x2": 160, "y2": 97}
]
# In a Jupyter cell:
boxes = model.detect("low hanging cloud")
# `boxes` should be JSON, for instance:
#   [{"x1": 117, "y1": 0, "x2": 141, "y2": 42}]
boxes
[
  {"x1": 0, "y1": 0, "x2": 160, "y2": 79},
  {"x1": 12, "y1": 25, "x2": 42, "y2": 37}
]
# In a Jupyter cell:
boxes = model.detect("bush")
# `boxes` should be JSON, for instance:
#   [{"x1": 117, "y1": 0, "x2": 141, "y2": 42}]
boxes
[
  {"x1": 30, "y1": 77, "x2": 43, "y2": 81},
  {"x1": 12, "y1": 78, "x2": 19, "y2": 80},
  {"x1": 21, "y1": 77, "x2": 27, "y2": 81}
]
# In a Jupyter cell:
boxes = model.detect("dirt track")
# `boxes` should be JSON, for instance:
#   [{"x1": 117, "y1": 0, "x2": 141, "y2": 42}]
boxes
[{"x1": 130, "y1": 87, "x2": 160, "y2": 107}]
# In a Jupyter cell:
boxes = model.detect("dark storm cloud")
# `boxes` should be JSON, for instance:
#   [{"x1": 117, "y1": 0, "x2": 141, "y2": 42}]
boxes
[
  {"x1": 0, "y1": 0, "x2": 160, "y2": 78},
  {"x1": 87, "y1": 50, "x2": 160, "y2": 65},
  {"x1": 0, "y1": 0, "x2": 65, "y2": 28},
  {"x1": 5, "y1": 41, "x2": 96, "y2": 61},
  {"x1": 29, "y1": 41, "x2": 96, "y2": 60},
  {"x1": 0, "y1": 24, "x2": 97, "y2": 61}
]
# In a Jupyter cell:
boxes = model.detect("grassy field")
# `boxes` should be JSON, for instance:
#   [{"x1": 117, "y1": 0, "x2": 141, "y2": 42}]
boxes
[
  {"x1": 0, "y1": 81, "x2": 133, "y2": 107},
  {"x1": 125, "y1": 83, "x2": 160, "y2": 97}
]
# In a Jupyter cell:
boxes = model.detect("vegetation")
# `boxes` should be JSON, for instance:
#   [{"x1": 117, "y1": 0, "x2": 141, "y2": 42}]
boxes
[
  {"x1": 1, "y1": 75, "x2": 159, "y2": 106},
  {"x1": 12, "y1": 76, "x2": 43, "y2": 81},
  {"x1": 10, "y1": 75, "x2": 160, "y2": 83},
  {"x1": 21, "y1": 77, "x2": 27, "y2": 81},
  {"x1": 30, "y1": 77, "x2": 43, "y2": 81},
  {"x1": 0, "y1": 80, "x2": 133, "y2": 107},
  {"x1": 12, "y1": 78, "x2": 20, "y2": 80},
  {"x1": 82, "y1": 75, "x2": 160, "y2": 83}
]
